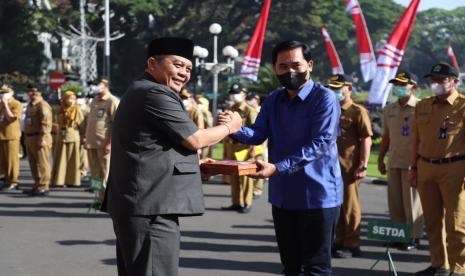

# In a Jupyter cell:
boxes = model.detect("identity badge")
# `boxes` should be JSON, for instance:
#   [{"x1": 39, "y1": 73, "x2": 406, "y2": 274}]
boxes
[
  {"x1": 401, "y1": 115, "x2": 410, "y2": 136},
  {"x1": 439, "y1": 116, "x2": 449, "y2": 140},
  {"x1": 0, "y1": 115, "x2": 4, "y2": 122},
  {"x1": 97, "y1": 109, "x2": 105, "y2": 118},
  {"x1": 26, "y1": 117, "x2": 32, "y2": 125}
]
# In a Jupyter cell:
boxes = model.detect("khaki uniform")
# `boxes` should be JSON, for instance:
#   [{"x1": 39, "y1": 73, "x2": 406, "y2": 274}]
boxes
[
  {"x1": 24, "y1": 98, "x2": 52, "y2": 190},
  {"x1": 250, "y1": 105, "x2": 266, "y2": 195},
  {"x1": 0, "y1": 98, "x2": 22, "y2": 186},
  {"x1": 382, "y1": 96, "x2": 423, "y2": 239},
  {"x1": 51, "y1": 106, "x2": 82, "y2": 186},
  {"x1": 197, "y1": 96, "x2": 213, "y2": 159},
  {"x1": 335, "y1": 99, "x2": 373, "y2": 248},
  {"x1": 78, "y1": 104, "x2": 90, "y2": 177},
  {"x1": 186, "y1": 105, "x2": 204, "y2": 129},
  {"x1": 413, "y1": 91, "x2": 465, "y2": 273},
  {"x1": 85, "y1": 93, "x2": 119, "y2": 195},
  {"x1": 225, "y1": 102, "x2": 258, "y2": 207}
]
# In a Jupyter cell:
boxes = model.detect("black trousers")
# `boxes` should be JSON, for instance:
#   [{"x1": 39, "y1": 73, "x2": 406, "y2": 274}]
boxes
[
  {"x1": 272, "y1": 205, "x2": 340, "y2": 276},
  {"x1": 111, "y1": 214, "x2": 180, "y2": 276}
]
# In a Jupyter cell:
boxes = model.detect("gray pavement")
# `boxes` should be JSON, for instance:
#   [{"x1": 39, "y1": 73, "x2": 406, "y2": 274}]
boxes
[{"x1": 0, "y1": 160, "x2": 430, "y2": 276}]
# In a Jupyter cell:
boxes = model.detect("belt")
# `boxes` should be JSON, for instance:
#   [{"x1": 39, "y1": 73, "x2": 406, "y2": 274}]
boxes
[
  {"x1": 421, "y1": 155, "x2": 465, "y2": 165},
  {"x1": 25, "y1": 132, "x2": 40, "y2": 137}
]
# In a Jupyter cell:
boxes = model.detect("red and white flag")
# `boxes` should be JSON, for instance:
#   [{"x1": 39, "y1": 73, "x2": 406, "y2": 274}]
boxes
[
  {"x1": 240, "y1": 0, "x2": 271, "y2": 81},
  {"x1": 448, "y1": 44, "x2": 460, "y2": 69},
  {"x1": 346, "y1": 0, "x2": 377, "y2": 82},
  {"x1": 321, "y1": 27, "x2": 344, "y2": 75},
  {"x1": 369, "y1": 0, "x2": 420, "y2": 105}
]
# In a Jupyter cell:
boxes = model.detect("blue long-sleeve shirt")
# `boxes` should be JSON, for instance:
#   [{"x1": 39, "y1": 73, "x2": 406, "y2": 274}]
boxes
[{"x1": 230, "y1": 80, "x2": 343, "y2": 209}]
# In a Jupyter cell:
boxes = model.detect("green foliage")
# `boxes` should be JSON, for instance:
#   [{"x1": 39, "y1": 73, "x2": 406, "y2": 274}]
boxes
[{"x1": 60, "y1": 83, "x2": 84, "y2": 95}]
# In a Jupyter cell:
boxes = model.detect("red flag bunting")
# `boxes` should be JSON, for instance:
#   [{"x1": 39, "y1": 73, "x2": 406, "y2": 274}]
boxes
[
  {"x1": 369, "y1": 0, "x2": 420, "y2": 106},
  {"x1": 448, "y1": 44, "x2": 460, "y2": 69},
  {"x1": 346, "y1": 0, "x2": 377, "y2": 82},
  {"x1": 320, "y1": 27, "x2": 345, "y2": 75},
  {"x1": 240, "y1": 0, "x2": 271, "y2": 81}
]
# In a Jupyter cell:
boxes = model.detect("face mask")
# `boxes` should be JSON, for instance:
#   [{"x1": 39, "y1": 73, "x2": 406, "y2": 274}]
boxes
[
  {"x1": 246, "y1": 100, "x2": 254, "y2": 106},
  {"x1": 76, "y1": 98, "x2": 86, "y2": 105},
  {"x1": 277, "y1": 71, "x2": 308, "y2": 90},
  {"x1": 197, "y1": 104, "x2": 204, "y2": 110},
  {"x1": 1, "y1": 93, "x2": 12, "y2": 100},
  {"x1": 333, "y1": 89, "x2": 345, "y2": 102},
  {"x1": 392, "y1": 86, "x2": 409, "y2": 98},
  {"x1": 182, "y1": 99, "x2": 190, "y2": 107},
  {"x1": 232, "y1": 94, "x2": 244, "y2": 104},
  {"x1": 67, "y1": 99, "x2": 76, "y2": 105},
  {"x1": 431, "y1": 83, "x2": 448, "y2": 96}
]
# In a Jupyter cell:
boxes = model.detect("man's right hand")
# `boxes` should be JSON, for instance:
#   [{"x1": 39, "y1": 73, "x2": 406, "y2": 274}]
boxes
[
  {"x1": 217, "y1": 111, "x2": 242, "y2": 133},
  {"x1": 408, "y1": 169, "x2": 417, "y2": 187},
  {"x1": 377, "y1": 160, "x2": 386, "y2": 175}
]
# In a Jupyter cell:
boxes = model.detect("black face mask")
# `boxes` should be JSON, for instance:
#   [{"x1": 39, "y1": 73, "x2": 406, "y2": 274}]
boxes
[{"x1": 277, "y1": 71, "x2": 308, "y2": 90}]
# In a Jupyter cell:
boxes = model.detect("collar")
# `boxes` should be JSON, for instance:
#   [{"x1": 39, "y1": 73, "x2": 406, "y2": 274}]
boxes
[
  {"x1": 397, "y1": 95, "x2": 417, "y2": 108},
  {"x1": 281, "y1": 79, "x2": 314, "y2": 102},
  {"x1": 97, "y1": 92, "x2": 111, "y2": 101},
  {"x1": 30, "y1": 97, "x2": 42, "y2": 106},
  {"x1": 433, "y1": 90, "x2": 458, "y2": 105},
  {"x1": 341, "y1": 99, "x2": 353, "y2": 110}
]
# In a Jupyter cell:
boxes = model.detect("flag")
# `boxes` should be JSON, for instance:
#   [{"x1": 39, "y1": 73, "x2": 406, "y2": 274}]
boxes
[
  {"x1": 240, "y1": 0, "x2": 271, "y2": 81},
  {"x1": 321, "y1": 27, "x2": 345, "y2": 75},
  {"x1": 368, "y1": 0, "x2": 421, "y2": 106},
  {"x1": 448, "y1": 44, "x2": 460, "y2": 69},
  {"x1": 346, "y1": 0, "x2": 377, "y2": 82}
]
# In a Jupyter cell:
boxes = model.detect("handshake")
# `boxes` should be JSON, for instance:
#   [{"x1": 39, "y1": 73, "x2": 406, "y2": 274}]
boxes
[{"x1": 216, "y1": 110, "x2": 243, "y2": 134}]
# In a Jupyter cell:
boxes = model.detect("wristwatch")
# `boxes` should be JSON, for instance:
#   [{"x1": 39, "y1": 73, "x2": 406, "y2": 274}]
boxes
[{"x1": 359, "y1": 166, "x2": 367, "y2": 171}]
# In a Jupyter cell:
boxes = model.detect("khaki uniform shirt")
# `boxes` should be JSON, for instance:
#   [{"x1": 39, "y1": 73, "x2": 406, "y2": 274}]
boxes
[
  {"x1": 78, "y1": 104, "x2": 90, "y2": 144},
  {"x1": 337, "y1": 99, "x2": 373, "y2": 174},
  {"x1": 186, "y1": 106, "x2": 205, "y2": 129},
  {"x1": 228, "y1": 102, "x2": 258, "y2": 156},
  {"x1": 413, "y1": 91, "x2": 465, "y2": 159},
  {"x1": 383, "y1": 96, "x2": 418, "y2": 168},
  {"x1": 54, "y1": 106, "x2": 82, "y2": 143},
  {"x1": 0, "y1": 98, "x2": 22, "y2": 140},
  {"x1": 85, "y1": 93, "x2": 119, "y2": 149},
  {"x1": 24, "y1": 98, "x2": 53, "y2": 144}
]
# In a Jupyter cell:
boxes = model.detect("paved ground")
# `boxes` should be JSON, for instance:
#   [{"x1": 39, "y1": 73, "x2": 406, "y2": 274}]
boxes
[{"x1": 0, "y1": 160, "x2": 431, "y2": 276}]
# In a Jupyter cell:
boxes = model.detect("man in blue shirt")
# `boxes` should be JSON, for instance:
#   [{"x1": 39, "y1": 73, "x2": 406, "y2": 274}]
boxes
[{"x1": 219, "y1": 40, "x2": 343, "y2": 275}]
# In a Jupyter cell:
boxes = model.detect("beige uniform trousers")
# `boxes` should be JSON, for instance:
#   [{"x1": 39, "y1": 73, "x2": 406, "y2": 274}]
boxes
[
  {"x1": 388, "y1": 168, "x2": 424, "y2": 239},
  {"x1": 230, "y1": 174, "x2": 254, "y2": 207},
  {"x1": 334, "y1": 173, "x2": 361, "y2": 248},
  {"x1": 88, "y1": 148, "x2": 110, "y2": 202},
  {"x1": 79, "y1": 144, "x2": 88, "y2": 177},
  {"x1": 51, "y1": 141, "x2": 80, "y2": 186},
  {"x1": 25, "y1": 137, "x2": 51, "y2": 190},
  {"x1": 417, "y1": 159, "x2": 465, "y2": 273},
  {"x1": 0, "y1": 139, "x2": 20, "y2": 184}
]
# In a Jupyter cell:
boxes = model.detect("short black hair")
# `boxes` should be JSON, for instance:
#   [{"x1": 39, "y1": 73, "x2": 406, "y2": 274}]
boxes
[{"x1": 272, "y1": 40, "x2": 312, "y2": 65}]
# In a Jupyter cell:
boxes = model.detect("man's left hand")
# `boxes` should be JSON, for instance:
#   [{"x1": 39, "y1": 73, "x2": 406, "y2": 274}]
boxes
[
  {"x1": 354, "y1": 166, "x2": 367, "y2": 179},
  {"x1": 249, "y1": 160, "x2": 278, "y2": 179},
  {"x1": 104, "y1": 143, "x2": 111, "y2": 155},
  {"x1": 199, "y1": 158, "x2": 215, "y2": 181}
]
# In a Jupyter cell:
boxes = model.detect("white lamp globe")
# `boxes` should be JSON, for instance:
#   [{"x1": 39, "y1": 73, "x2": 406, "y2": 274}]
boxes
[
  {"x1": 222, "y1": 45, "x2": 238, "y2": 58},
  {"x1": 209, "y1": 23, "x2": 222, "y2": 35}
]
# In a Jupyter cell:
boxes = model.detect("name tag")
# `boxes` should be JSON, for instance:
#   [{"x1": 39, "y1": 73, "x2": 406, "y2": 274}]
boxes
[
  {"x1": 61, "y1": 129, "x2": 67, "y2": 137},
  {"x1": 26, "y1": 117, "x2": 32, "y2": 125},
  {"x1": 97, "y1": 108, "x2": 105, "y2": 118},
  {"x1": 0, "y1": 115, "x2": 4, "y2": 122}
]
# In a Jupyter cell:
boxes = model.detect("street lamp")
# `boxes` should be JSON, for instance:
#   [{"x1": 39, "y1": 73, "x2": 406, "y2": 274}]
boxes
[{"x1": 194, "y1": 23, "x2": 238, "y2": 119}]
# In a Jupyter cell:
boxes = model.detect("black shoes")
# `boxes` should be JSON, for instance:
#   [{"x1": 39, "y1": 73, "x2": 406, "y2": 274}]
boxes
[
  {"x1": 22, "y1": 189, "x2": 49, "y2": 197},
  {"x1": 239, "y1": 205, "x2": 252, "y2": 214},
  {"x1": 398, "y1": 238, "x2": 420, "y2": 251},
  {"x1": 414, "y1": 266, "x2": 450, "y2": 276},
  {"x1": 332, "y1": 245, "x2": 362, "y2": 258},
  {"x1": 221, "y1": 204, "x2": 243, "y2": 211}
]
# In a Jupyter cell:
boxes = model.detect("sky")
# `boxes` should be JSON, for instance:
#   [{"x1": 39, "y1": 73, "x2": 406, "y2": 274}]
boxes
[{"x1": 393, "y1": 0, "x2": 465, "y2": 11}]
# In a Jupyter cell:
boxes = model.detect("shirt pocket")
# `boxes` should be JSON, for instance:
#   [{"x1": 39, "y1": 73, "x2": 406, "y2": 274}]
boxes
[{"x1": 173, "y1": 162, "x2": 199, "y2": 175}]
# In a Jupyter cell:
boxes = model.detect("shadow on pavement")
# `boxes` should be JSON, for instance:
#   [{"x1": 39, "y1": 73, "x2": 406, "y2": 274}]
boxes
[
  {"x1": 0, "y1": 202, "x2": 88, "y2": 209},
  {"x1": 181, "y1": 241, "x2": 278, "y2": 253},
  {"x1": 231, "y1": 224, "x2": 274, "y2": 229},
  {"x1": 333, "y1": 267, "x2": 410, "y2": 276},
  {"x1": 179, "y1": 257, "x2": 282, "y2": 274},
  {"x1": 181, "y1": 230, "x2": 275, "y2": 243},
  {"x1": 0, "y1": 209, "x2": 108, "y2": 218},
  {"x1": 57, "y1": 239, "x2": 116, "y2": 246}
]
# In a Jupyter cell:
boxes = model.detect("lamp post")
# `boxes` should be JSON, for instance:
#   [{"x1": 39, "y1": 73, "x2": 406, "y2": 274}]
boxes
[{"x1": 193, "y1": 23, "x2": 239, "y2": 119}]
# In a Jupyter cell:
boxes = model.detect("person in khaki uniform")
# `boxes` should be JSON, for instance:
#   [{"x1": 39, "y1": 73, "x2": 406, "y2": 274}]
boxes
[
  {"x1": 0, "y1": 84, "x2": 22, "y2": 190},
  {"x1": 196, "y1": 95, "x2": 213, "y2": 159},
  {"x1": 326, "y1": 74, "x2": 373, "y2": 258},
  {"x1": 51, "y1": 91, "x2": 82, "y2": 187},
  {"x1": 22, "y1": 86, "x2": 52, "y2": 196},
  {"x1": 85, "y1": 79, "x2": 119, "y2": 202},
  {"x1": 378, "y1": 71, "x2": 424, "y2": 251},
  {"x1": 221, "y1": 84, "x2": 258, "y2": 214},
  {"x1": 246, "y1": 92, "x2": 266, "y2": 199},
  {"x1": 76, "y1": 93, "x2": 90, "y2": 179},
  {"x1": 410, "y1": 63, "x2": 465, "y2": 276},
  {"x1": 180, "y1": 89, "x2": 204, "y2": 129}
]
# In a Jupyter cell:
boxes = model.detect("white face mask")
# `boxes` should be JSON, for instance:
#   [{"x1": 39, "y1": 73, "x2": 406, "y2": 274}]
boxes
[
  {"x1": 1, "y1": 93, "x2": 12, "y2": 100},
  {"x1": 230, "y1": 94, "x2": 244, "y2": 104},
  {"x1": 197, "y1": 104, "x2": 204, "y2": 110},
  {"x1": 431, "y1": 83, "x2": 449, "y2": 96},
  {"x1": 182, "y1": 99, "x2": 190, "y2": 107},
  {"x1": 76, "y1": 98, "x2": 86, "y2": 105}
]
